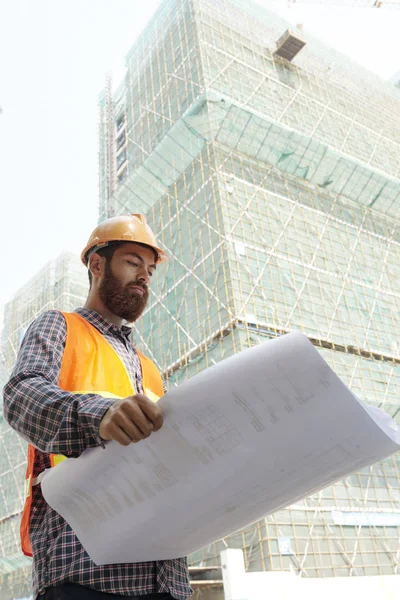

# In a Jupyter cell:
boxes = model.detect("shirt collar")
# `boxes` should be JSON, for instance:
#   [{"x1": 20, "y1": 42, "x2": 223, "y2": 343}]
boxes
[{"x1": 75, "y1": 308, "x2": 133, "y2": 340}]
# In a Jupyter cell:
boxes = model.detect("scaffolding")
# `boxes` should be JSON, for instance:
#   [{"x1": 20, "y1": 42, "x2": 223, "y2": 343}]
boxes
[
  {"x1": 98, "y1": 0, "x2": 400, "y2": 591},
  {"x1": 1, "y1": 0, "x2": 400, "y2": 598},
  {"x1": 1, "y1": 253, "x2": 89, "y2": 373},
  {"x1": 0, "y1": 253, "x2": 88, "y2": 599}
]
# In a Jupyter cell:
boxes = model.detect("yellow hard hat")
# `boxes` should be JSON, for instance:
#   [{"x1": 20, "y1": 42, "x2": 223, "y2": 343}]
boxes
[{"x1": 81, "y1": 214, "x2": 168, "y2": 266}]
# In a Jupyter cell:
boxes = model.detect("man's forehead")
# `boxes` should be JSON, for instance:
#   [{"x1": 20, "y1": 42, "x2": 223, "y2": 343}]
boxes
[{"x1": 116, "y1": 242, "x2": 157, "y2": 264}]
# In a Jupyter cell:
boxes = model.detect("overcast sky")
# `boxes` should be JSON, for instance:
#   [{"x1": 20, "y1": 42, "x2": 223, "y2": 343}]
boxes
[{"x1": 0, "y1": 0, "x2": 399, "y2": 313}]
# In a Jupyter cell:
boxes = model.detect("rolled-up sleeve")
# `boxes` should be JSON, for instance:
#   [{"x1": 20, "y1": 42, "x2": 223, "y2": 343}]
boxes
[{"x1": 2, "y1": 310, "x2": 114, "y2": 457}]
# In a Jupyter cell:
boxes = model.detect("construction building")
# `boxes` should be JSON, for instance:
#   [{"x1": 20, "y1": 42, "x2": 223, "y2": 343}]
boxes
[
  {"x1": 98, "y1": 0, "x2": 400, "y2": 595},
  {"x1": 0, "y1": 252, "x2": 88, "y2": 599},
  {"x1": 1, "y1": 0, "x2": 400, "y2": 597}
]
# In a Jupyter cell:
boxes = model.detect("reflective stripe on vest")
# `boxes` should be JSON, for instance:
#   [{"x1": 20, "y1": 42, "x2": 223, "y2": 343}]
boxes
[{"x1": 20, "y1": 311, "x2": 164, "y2": 557}]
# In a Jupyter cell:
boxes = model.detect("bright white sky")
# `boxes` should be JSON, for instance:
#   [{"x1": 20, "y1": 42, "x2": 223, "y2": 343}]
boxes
[{"x1": 0, "y1": 0, "x2": 399, "y2": 311}]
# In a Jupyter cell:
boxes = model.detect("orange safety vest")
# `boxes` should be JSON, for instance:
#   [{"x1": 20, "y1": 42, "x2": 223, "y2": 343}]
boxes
[{"x1": 20, "y1": 311, "x2": 164, "y2": 557}]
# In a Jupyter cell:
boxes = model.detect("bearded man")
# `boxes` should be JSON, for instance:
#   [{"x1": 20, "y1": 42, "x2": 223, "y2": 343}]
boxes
[{"x1": 3, "y1": 214, "x2": 192, "y2": 600}]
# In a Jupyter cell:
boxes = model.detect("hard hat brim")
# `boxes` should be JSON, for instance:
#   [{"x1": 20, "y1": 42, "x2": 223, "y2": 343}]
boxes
[{"x1": 81, "y1": 239, "x2": 168, "y2": 266}]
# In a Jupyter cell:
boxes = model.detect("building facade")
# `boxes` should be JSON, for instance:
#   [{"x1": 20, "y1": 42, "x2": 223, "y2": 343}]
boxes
[
  {"x1": 0, "y1": 252, "x2": 88, "y2": 599},
  {"x1": 98, "y1": 0, "x2": 400, "y2": 593},
  {"x1": 2, "y1": 0, "x2": 400, "y2": 598}
]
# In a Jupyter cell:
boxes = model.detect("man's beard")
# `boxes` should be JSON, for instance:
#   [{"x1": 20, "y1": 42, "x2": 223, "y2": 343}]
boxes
[{"x1": 99, "y1": 261, "x2": 149, "y2": 323}]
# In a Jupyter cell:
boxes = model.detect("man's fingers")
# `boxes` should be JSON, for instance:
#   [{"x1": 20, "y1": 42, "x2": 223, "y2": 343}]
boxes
[
  {"x1": 150, "y1": 412, "x2": 163, "y2": 432},
  {"x1": 106, "y1": 423, "x2": 132, "y2": 446},
  {"x1": 136, "y1": 396, "x2": 164, "y2": 431},
  {"x1": 99, "y1": 394, "x2": 163, "y2": 444},
  {"x1": 115, "y1": 410, "x2": 150, "y2": 440},
  {"x1": 122, "y1": 402, "x2": 155, "y2": 437}
]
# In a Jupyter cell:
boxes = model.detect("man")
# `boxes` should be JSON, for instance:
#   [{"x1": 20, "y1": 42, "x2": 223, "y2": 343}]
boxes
[{"x1": 3, "y1": 214, "x2": 192, "y2": 600}]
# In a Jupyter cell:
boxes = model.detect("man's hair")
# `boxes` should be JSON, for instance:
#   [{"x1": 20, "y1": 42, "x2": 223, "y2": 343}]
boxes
[{"x1": 87, "y1": 242, "x2": 125, "y2": 289}]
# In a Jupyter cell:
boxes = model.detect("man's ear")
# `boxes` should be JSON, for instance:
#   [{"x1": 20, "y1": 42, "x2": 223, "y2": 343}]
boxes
[{"x1": 88, "y1": 253, "x2": 104, "y2": 282}]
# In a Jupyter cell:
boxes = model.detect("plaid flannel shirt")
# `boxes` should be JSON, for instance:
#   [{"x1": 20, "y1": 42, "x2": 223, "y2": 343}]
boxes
[{"x1": 3, "y1": 308, "x2": 192, "y2": 599}]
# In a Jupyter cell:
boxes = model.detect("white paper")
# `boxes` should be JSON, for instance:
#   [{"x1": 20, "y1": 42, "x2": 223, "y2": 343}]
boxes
[{"x1": 41, "y1": 331, "x2": 400, "y2": 565}]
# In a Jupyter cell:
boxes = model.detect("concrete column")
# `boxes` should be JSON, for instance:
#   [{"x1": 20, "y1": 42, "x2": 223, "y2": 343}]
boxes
[{"x1": 221, "y1": 548, "x2": 248, "y2": 600}]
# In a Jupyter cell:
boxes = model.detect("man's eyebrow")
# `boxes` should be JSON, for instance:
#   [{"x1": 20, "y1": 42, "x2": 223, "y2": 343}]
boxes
[{"x1": 124, "y1": 252, "x2": 157, "y2": 270}]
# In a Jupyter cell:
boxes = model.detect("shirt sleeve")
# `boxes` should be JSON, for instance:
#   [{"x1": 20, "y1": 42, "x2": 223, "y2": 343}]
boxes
[{"x1": 2, "y1": 310, "x2": 114, "y2": 457}]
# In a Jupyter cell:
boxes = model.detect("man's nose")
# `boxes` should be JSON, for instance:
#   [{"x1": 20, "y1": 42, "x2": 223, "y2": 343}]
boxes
[{"x1": 137, "y1": 270, "x2": 149, "y2": 285}]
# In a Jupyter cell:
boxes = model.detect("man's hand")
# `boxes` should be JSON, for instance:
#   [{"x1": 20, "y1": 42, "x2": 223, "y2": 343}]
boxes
[{"x1": 99, "y1": 394, "x2": 163, "y2": 446}]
